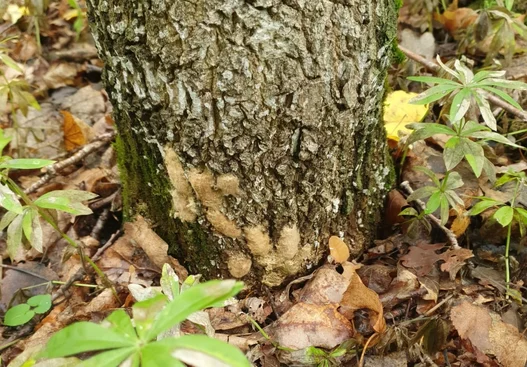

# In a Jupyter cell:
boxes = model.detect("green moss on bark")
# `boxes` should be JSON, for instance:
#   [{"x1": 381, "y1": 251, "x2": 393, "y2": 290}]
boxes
[{"x1": 113, "y1": 114, "x2": 220, "y2": 277}]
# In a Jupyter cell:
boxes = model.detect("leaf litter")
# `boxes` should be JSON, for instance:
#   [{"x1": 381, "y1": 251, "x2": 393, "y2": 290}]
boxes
[{"x1": 0, "y1": 0, "x2": 527, "y2": 366}]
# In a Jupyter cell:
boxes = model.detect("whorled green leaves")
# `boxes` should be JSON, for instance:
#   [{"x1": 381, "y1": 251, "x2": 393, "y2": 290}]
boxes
[
  {"x1": 406, "y1": 167, "x2": 464, "y2": 225},
  {"x1": 409, "y1": 56, "x2": 527, "y2": 130},
  {"x1": 407, "y1": 120, "x2": 523, "y2": 179},
  {"x1": 0, "y1": 187, "x2": 94, "y2": 258},
  {"x1": 39, "y1": 279, "x2": 250, "y2": 367}
]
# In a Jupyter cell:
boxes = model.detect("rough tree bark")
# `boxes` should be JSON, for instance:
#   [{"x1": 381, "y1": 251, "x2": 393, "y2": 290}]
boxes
[{"x1": 86, "y1": 0, "x2": 398, "y2": 290}]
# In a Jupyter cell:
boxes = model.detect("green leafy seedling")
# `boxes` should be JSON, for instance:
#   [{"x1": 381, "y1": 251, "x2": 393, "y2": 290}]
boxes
[
  {"x1": 67, "y1": 0, "x2": 86, "y2": 40},
  {"x1": 39, "y1": 279, "x2": 250, "y2": 367},
  {"x1": 408, "y1": 57, "x2": 527, "y2": 129},
  {"x1": 4, "y1": 294, "x2": 51, "y2": 326},
  {"x1": 407, "y1": 119, "x2": 523, "y2": 179},
  {"x1": 399, "y1": 206, "x2": 432, "y2": 238},
  {"x1": 406, "y1": 167, "x2": 464, "y2": 225},
  {"x1": 469, "y1": 170, "x2": 527, "y2": 298},
  {"x1": 307, "y1": 340, "x2": 357, "y2": 367}
]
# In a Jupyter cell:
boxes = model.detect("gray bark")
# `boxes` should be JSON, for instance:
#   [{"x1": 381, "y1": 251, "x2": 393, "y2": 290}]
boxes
[{"x1": 86, "y1": 0, "x2": 397, "y2": 289}]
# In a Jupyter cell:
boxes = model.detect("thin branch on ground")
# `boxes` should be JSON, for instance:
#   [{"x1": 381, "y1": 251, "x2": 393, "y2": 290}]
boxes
[
  {"x1": 24, "y1": 131, "x2": 117, "y2": 195},
  {"x1": 398, "y1": 45, "x2": 527, "y2": 122},
  {"x1": 90, "y1": 208, "x2": 110, "y2": 240},
  {"x1": 51, "y1": 229, "x2": 122, "y2": 302},
  {"x1": 0, "y1": 264, "x2": 52, "y2": 281},
  {"x1": 89, "y1": 191, "x2": 118, "y2": 211},
  {"x1": 400, "y1": 181, "x2": 461, "y2": 249}
]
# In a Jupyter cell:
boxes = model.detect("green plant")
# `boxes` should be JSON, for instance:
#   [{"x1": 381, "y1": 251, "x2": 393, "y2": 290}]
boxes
[
  {"x1": 67, "y1": 0, "x2": 86, "y2": 40},
  {"x1": 307, "y1": 341, "x2": 357, "y2": 367},
  {"x1": 399, "y1": 206, "x2": 433, "y2": 238},
  {"x1": 470, "y1": 1, "x2": 527, "y2": 64},
  {"x1": 3, "y1": 294, "x2": 51, "y2": 326},
  {"x1": 1, "y1": 35, "x2": 43, "y2": 157},
  {"x1": 34, "y1": 278, "x2": 250, "y2": 367},
  {"x1": 407, "y1": 119, "x2": 523, "y2": 179},
  {"x1": 0, "y1": 37, "x2": 40, "y2": 118},
  {"x1": 405, "y1": 167, "x2": 464, "y2": 225},
  {"x1": 0, "y1": 130, "x2": 97, "y2": 258},
  {"x1": 409, "y1": 56, "x2": 527, "y2": 130},
  {"x1": 469, "y1": 170, "x2": 527, "y2": 297},
  {"x1": 485, "y1": 0, "x2": 516, "y2": 11}
]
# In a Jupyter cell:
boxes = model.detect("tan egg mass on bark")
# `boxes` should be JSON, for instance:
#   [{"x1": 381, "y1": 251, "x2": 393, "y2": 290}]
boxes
[
  {"x1": 277, "y1": 224, "x2": 300, "y2": 259},
  {"x1": 206, "y1": 209, "x2": 242, "y2": 238},
  {"x1": 216, "y1": 173, "x2": 240, "y2": 196},
  {"x1": 227, "y1": 253, "x2": 252, "y2": 278},
  {"x1": 163, "y1": 147, "x2": 197, "y2": 222},
  {"x1": 244, "y1": 225, "x2": 272, "y2": 256},
  {"x1": 188, "y1": 169, "x2": 223, "y2": 209}
]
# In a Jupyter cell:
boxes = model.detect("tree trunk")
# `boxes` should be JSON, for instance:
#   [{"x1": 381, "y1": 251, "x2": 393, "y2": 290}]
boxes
[{"x1": 86, "y1": 0, "x2": 398, "y2": 289}]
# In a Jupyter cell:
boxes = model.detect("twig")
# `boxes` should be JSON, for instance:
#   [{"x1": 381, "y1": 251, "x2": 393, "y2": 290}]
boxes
[
  {"x1": 51, "y1": 229, "x2": 122, "y2": 302},
  {"x1": 0, "y1": 264, "x2": 52, "y2": 281},
  {"x1": 359, "y1": 333, "x2": 377, "y2": 367},
  {"x1": 398, "y1": 45, "x2": 527, "y2": 122},
  {"x1": 89, "y1": 191, "x2": 118, "y2": 211},
  {"x1": 90, "y1": 208, "x2": 110, "y2": 240},
  {"x1": 400, "y1": 181, "x2": 460, "y2": 249},
  {"x1": 24, "y1": 131, "x2": 117, "y2": 195}
]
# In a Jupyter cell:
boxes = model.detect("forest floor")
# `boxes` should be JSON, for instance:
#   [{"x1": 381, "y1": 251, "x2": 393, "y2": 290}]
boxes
[{"x1": 1, "y1": 1, "x2": 527, "y2": 366}]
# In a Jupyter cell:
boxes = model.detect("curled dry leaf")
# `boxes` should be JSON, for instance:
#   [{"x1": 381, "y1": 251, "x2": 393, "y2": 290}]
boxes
[
  {"x1": 61, "y1": 110, "x2": 93, "y2": 151},
  {"x1": 434, "y1": 7, "x2": 478, "y2": 36},
  {"x1": 451, "y1": 301, "x2": 527, "y2": 367},
  {"x1": 124, "y1": 215, "x2": 185, "y2": 274},
  {"x1": 384, "y1": 189, "x2": 408, "y2": 230},
  {"x1": 339, "y1": 267, "x2": 386, "y2": 334},
  {"x1": 328, "y1": 236, "x2": 350, "y2": 264}
]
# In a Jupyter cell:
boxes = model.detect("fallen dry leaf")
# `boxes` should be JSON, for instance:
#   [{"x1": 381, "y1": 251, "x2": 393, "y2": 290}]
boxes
[
  {"x1": 451, "y1": 301, "x2": 527, "y2": 367},
  {"x1": 60, "y1": 85, "x2": 106, "y2": 125},
  {"x1": 270, "y1": 302, "x2": 354, "y2": 350},
  {"x1": 440, "y1": 248, "x2": 474, "y2": 280},
  {"x1": 400, "y1": 242, "x2": 444, "y2": 277},
  {"x1": 299, "y1": 266, "x2": 350, "y2": 304},
  {"x1": 43, "y1": 62, "x2": 79, "y2": 89},
  {"x1": 384, "y1": 190, "x2": 408, "y2": 230},
  {"x1": 450, "y1": 211, "x2": 471, "y2": 237},
  {"x1": 61, "y1": 110, "x2": 93, "y2": 151},
  {"x1": 0, "y1": 262, "x2": 57, "y2": 312},
  {"x1": 401, "y1": 242, "x2": 473, "y2": 280},
  {"x1": 357, "y1": 264, "x2": 395, "y2": 294},
  {"x1": 124, "y1": 216, "x2": 173, "y2": 270},
  {"x1": 434, "y1": 7, "x2": 478, "y2": 36},
  {"x1": 340, "y1": 267, "x2": 386, "y2": 333}
]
